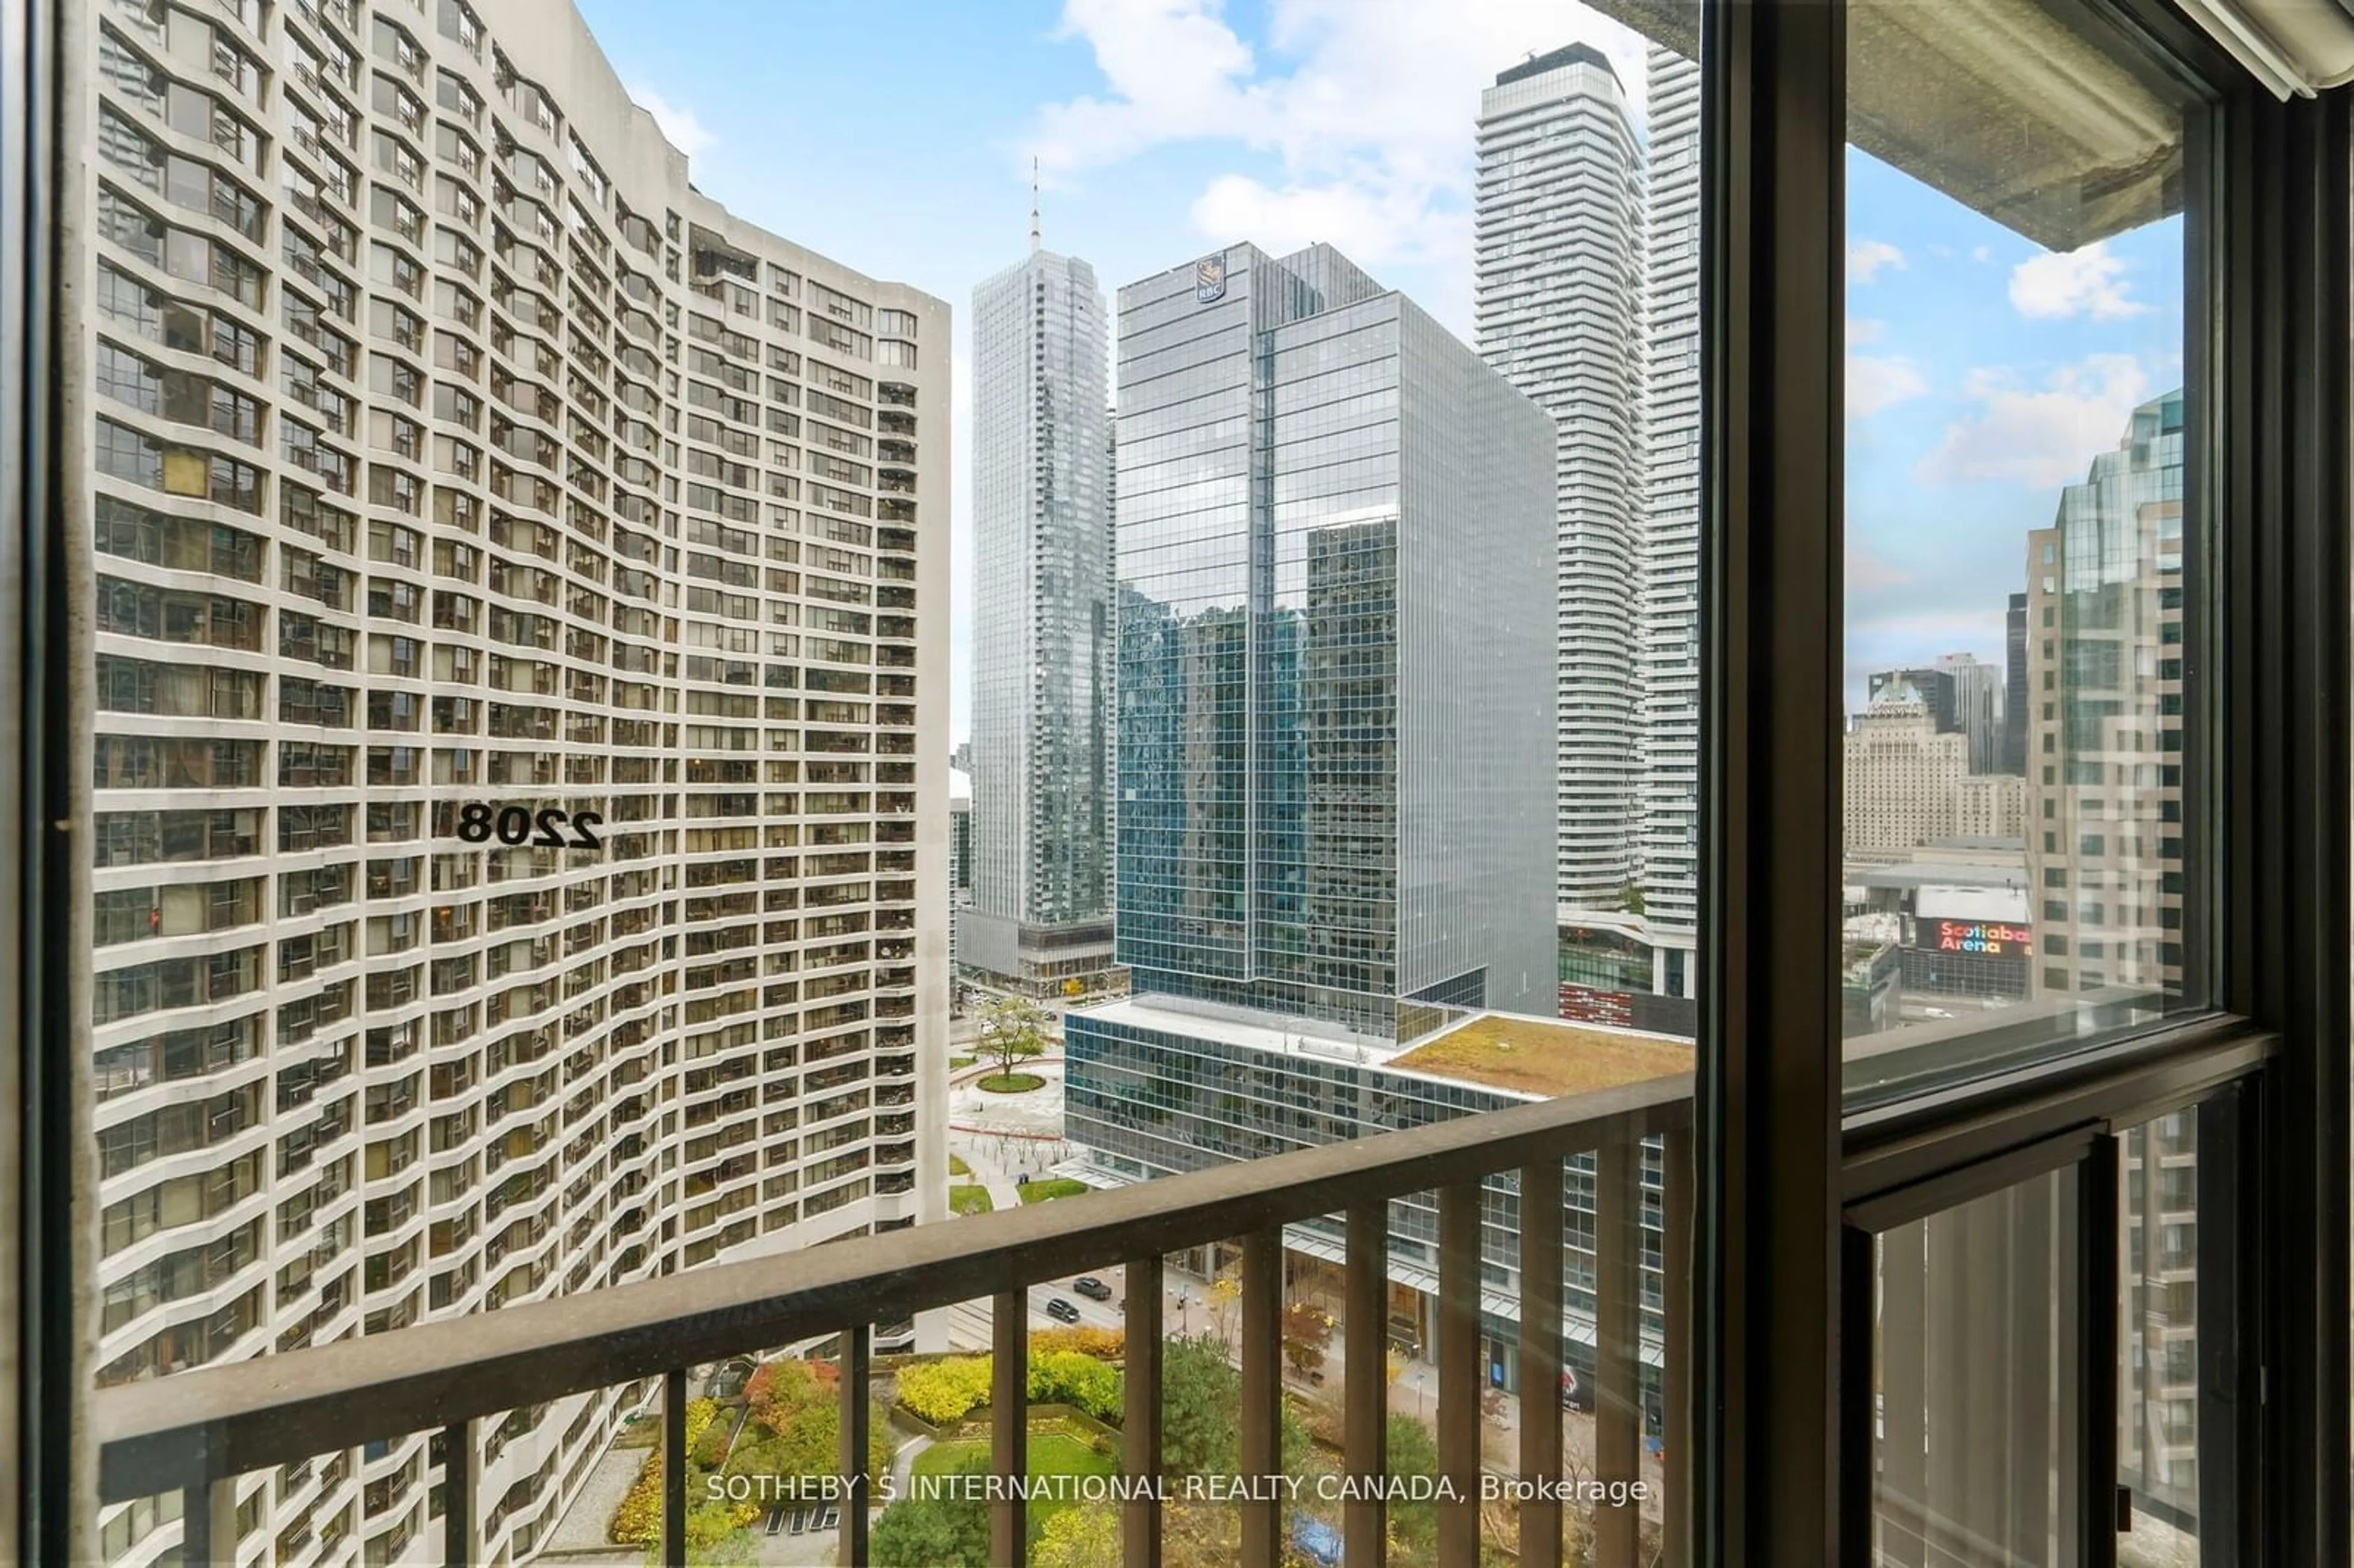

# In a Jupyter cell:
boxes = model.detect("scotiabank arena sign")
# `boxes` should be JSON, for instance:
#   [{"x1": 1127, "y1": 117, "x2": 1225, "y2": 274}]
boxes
[{"x1": 1930, "y1": 919, "x2": 2032, "y2": 957}]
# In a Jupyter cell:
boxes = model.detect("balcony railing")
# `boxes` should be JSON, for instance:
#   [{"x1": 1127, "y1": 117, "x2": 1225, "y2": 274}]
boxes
[{"x1": 95, "y1": 1070, "x2": 1693, "y2": 1568}]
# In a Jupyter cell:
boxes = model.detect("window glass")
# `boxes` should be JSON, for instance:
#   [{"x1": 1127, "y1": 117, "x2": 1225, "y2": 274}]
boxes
[
  {"x1": 1843, "y1": 0, "x2": 2206, "y2": 1104},
  {"x1": 79, "y1": 1, "x2": 1704, "y2": 1561}
]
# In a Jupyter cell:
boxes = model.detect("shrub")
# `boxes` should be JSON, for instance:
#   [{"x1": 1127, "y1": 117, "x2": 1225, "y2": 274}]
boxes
[
  {"x1": 690, "y1": 1413, "x2": 732, "y2": 1469},
  {"x1": 684, "y1": 1498, "x2": 758, "y2": 1551},
  {"x1": 610, "y1": 1452, "x2": 663, "y2": 1546},
  {"x1": 1028, "y1": 1349, "x2": 1121, "y2": 1423},
  {"x1": 1035, "y1": 1502, "x2": 1119, "y2": 1568},
  {"x1": 1029, "y1": 1324, "x2": 1123, "y2": 1360},
  {"x1": 896, "y1": 1355, "x2": 995, "y2": 1425},
  {"x1": 747, "y1": 1358, "x2": 834, "y2": 1436}
]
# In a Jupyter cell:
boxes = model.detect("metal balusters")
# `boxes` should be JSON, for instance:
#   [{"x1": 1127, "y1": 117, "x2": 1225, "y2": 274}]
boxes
[
  {"x1": 1240, "y1": 1228, "x2": 1284, "y2": 1568},
  {"x1": 992, "y1": 1289, "x2": 1027, "y2": 1567},
  {"x1": 663, "y1": 1366, "x2": 687, "y2": 1567},
  {"x1": 1436, "y1": 1182, "x2": 1484, "y2": 1568},
  {"x1": 180, "y1": 1475, "x2": 235, "y2": 1567},
  {"x1": 1519, "y1": 1160, "x2": 1566, "y2": 1568},
  {"x1": 441, "y1": 1418, "x2": 479, "y2": 1567},
  {"x1": 1663, "y1": 1127, "x2": 1694, "y2": 1568},
  {"x1": 1594, "y1": 1140, "x2": 1642, "y2": 1565},
  {"x1": 839, "y1": 1325, "x2": 871, "y2": 1566},
  {"x1": 1123, "y1": 1254, "x2": 1165, "y2": 1568},
  {"x1": 1344, "y1": 1202, "x2": 1389, "y2": 1568}
]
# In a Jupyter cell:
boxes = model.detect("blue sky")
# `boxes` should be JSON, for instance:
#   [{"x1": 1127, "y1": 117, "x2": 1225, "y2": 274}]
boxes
[{"x1": 574, "y1": 0, "x2": 2184, "y2": 738}]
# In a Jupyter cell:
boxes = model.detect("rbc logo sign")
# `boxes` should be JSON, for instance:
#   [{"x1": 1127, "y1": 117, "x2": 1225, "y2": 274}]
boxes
[{"x1": 1195, "y1": 253, "x2": 1227, "y2": 303}]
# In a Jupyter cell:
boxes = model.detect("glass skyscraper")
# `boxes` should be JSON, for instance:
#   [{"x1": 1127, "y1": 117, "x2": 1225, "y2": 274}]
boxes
[
  {"x1": 966, "y1": 238, "x2": 1114, "y2": 989},
  {"x1": 1067, "y1": 239, "x2": 1642, "y2": 1407},
  {"x1": 2025, "y1": 387, "x2": 2186, "y2": 1003},
  {"x1": 1103, "y1": 241, "x2": 1556, "y2": 1041}
]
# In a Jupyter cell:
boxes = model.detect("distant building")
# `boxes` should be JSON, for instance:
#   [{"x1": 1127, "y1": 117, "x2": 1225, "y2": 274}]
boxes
[
  {"x1": 1867, "y1": 666, "x2": 1960, "y2": 734},
  {"x1": 1938, "y1": 652, "x2": 2004, "y2": 774},
  {"x1": 1068, "y1": 1001, "x2": 1689, "y2": 1422},
  {"x1": 1845, "y1": 688, "x2": 1969, "y2": 853},
  {"x1": 1638, "y1": 44, "x2": 1706, "y2": 999},
  {"x1": 966, "y1": 216, "x2": 1118, "y2": 992},
  {"x1": 949, "y1": 766, "x2": 973, "y2": 965},
  {"x1": 1070, "y1": 238, "x2": 1579, "y2": 1398},
  {"x1": 1474, "y1": 44, "x2": 1645, "y2": 917},
  {"x1": 1097, "y1": 241, "x2": 1556, "y2": 1037},
  {"x1": 1902, "y1": 883, "x2": 2034, "y2": 1002},
  {"x1": 2025, "y1": 389, "x2": 2187, "y2": 1002},
  {"x1": 2003, "y1": 592, "x2": 2030, "y2": 774},
  {"x1": 1956, "y1": 772, "x2": 2027, "y2": 839}
]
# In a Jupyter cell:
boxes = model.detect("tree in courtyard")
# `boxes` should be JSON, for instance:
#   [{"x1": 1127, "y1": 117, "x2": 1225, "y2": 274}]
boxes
[
  {"x1": 1160, "y1": 1331, "x2": 1311, "y2": 1480},
  {"x1": 1161, "y1": 1333, "x2": 1243, "y2": 1477},
  {"x1": 869, "y1": 1491, "x2": 991, "y2": 1568},
  {"x1": 870, "y1": 1458, "x2": 1039, "y2": 1568},
  {"x1": 1383, "y1": 1414, "x2": 1441, "y2": 1562},
  {"x1": 1280, "y1": 1300, "x2": 1336, "y2": 1379},
  {"x1": 977, "y1": 994, "x2": 1051, "y2": 1082},
  {"x1": 1208, "y1": 1266, "x2": 1243, "y2": 1342}
]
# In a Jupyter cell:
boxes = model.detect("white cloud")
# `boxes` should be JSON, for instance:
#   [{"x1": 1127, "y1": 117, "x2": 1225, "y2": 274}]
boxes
[
  {"x1": 1846, "y1": 316, "x2": 1887, "y2": 346},
  {"x1": 1847, "y1": 354, "x2": 1927, "y2": 419},
  {"x1": 1847, "y1": 238, "x2": 1905, "y2": 284},
  {"x1": 1031, "y1": 0, "x2": 1265, "y2": 175},
  {"x1": 1914, "y1": 354, "x2": 2149, "y2": 487},
  {"x1": 627, "y1": 83, "x2": 715, "y2": 161},
  {"x1": 1971, "y1": 245, "x2": 1992, "y2": 264},
  {"x1": 1028, "y1": 0, "x2": 1651, "y2": 303},
  {"x1": 2008, "y1": 242, "x2": 2147, "y2": 321},
  {"x1": 1190, "y1": 173, "x2": 1468, "y2": 268}
]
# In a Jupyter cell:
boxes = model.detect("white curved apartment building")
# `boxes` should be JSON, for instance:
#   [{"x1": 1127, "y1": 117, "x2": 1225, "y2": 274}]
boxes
[
  {"x1": 1637, "y1": 45, "x2": 1703, "y2": 996},
  {"x1": 76, "y1": 0, "x2": 948, "y2": 1560},
  {"x1": 1473, "y1": 44, "x2": 1645, "y2": 915}
]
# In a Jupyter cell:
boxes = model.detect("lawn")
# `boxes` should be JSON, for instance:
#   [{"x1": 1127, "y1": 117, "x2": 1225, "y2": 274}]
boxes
[
  {"x1": 1388, "y1": 1014, "x2": 1694, "y2": 1098},
  {"x1": 948, "y1": 1184, "x2": 993, "y2": 1216},
  {"x1": 948, "y1": 1153, "x2": 971, "y2": 1176},
  {"x1": 978, "y1": 1072, "x2": 1046, "y2": 1094},
  {"x1": 1016, "y1": 1178, "x2": 1090, "y2": 1204},
  {"x1": 950, "y1": 1054, "x2": 977, "y2": 1070},
  {"x1": 911, "y1": 1429, "x2": 1113, "y2": 1523}
]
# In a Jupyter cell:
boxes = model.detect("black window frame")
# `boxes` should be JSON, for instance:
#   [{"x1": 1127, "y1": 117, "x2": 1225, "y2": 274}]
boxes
[
  {"x1": 1699, "y1": 0, "x2": 2349, "y2": 1563},
  {"x1": 0, "y1": 0, "x2": 2346, "y2": 1561}
]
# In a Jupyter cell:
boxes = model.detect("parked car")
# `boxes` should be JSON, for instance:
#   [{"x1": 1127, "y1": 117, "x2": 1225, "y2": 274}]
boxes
[
  {"x1": 1072, "y1": 1276, "x2": 1113, "y2": 1301},
  {"x1": 1045, "y1": 1297, "x2": 1082, "y2": 1323}
]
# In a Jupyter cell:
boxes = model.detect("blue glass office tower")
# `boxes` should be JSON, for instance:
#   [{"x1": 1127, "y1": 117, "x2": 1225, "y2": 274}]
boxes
[
  {"x1": 1069, "y1": 248, "x2": 1648, "y2": 1407},
  {"x1": 1106, "y1": 242, "x2": 1556, "y2": 1040}
]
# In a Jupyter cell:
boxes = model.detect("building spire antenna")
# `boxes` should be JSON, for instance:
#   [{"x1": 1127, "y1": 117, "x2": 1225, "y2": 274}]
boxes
[{"x1": 1029, "y1": 158, "x2": 1042, "y2": 254}]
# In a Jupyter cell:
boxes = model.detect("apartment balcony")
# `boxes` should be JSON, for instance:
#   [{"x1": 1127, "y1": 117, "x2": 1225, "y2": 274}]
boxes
[{"x1": 96, "y1": 1071, "x2": 1695, "y2": 1567}]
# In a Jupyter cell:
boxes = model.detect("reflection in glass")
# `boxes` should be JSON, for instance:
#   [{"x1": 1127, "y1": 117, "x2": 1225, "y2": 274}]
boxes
[
  {"x1": 1870, "y1": 1166, "x2": 2077, "y2": 1566},
  {"x1": 2119, "y1": 1109, "x2": 2204, "y2": 1564}
]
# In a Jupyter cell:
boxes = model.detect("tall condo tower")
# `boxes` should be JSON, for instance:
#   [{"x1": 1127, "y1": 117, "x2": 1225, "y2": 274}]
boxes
[
  {"x1": 1474, "y1": 44, "x2": 1646, "y2": 918},
  {"x1": 966, "y1": 183, "x2": 1116, "y2": 991},
  {"x1": 1637, "y1": 45, "x2": 1704, "y2": 997}
]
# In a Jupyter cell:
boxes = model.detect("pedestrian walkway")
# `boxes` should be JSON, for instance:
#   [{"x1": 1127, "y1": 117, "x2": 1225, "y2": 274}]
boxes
[{"x1": 951, "y1": 1135, "x2": 1027, "y2": 1213}]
